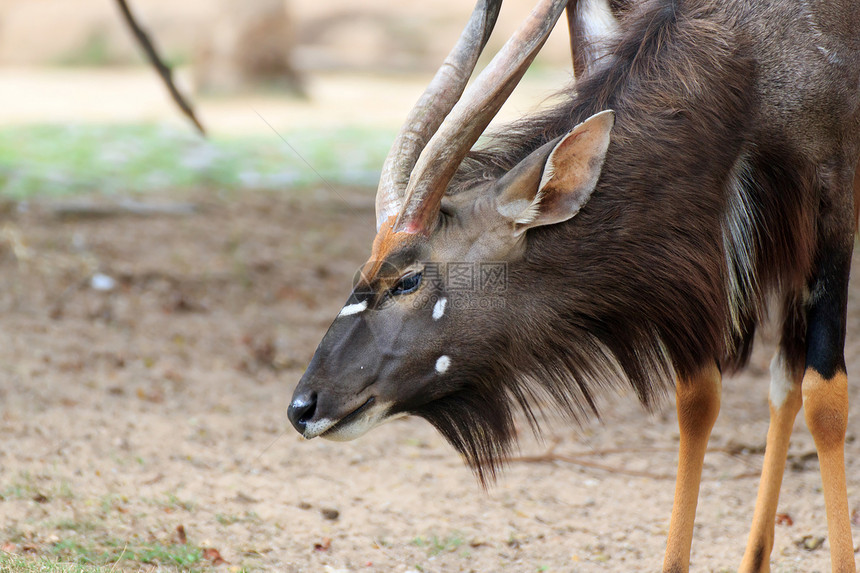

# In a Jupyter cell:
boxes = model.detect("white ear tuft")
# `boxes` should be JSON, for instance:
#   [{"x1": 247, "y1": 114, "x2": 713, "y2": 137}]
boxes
[
  {"x1": 537, "y1": 160, "x2": 556, "y2": 194},
  {"x1": 513, "y1": 189, "x2": 545, "y2": 228}
]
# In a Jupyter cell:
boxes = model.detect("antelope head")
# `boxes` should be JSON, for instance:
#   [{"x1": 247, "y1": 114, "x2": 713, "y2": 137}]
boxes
[{"x1": 288, "y1": 0, "x2": 615, "y2": 476}]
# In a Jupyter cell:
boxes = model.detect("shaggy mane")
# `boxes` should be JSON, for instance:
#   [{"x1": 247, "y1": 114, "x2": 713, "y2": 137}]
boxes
[{"x1": 413, "y1": 0, "x2": 818, "y2": 482}]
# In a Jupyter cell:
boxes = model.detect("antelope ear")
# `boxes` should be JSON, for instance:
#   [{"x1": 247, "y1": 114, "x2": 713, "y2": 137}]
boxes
[{"x1": 495, "y1": 110, "x2": 614, "y2": 235}]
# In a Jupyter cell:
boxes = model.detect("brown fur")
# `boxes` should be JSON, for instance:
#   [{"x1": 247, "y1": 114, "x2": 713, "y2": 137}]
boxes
[
  {"x1": 801, "y1": 369, "x2": 854, "y2": 572},
  {"x1": 293, "y1": 0, "x2": 859, "y2": 567},
  {"x1": 425, "y1": 0, "x2": 830, "y2": 473},
  {"x1": 663, "y1": 363, "x2": 721, "y2": 572},
  {"x1": 740, "y1": 372, "x2": 802, "y2": 571}
]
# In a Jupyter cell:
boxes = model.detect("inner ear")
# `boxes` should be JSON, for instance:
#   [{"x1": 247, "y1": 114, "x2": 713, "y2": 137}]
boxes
[{"x1": 495, "y1": 110, "x2": 615, "y2": 234}]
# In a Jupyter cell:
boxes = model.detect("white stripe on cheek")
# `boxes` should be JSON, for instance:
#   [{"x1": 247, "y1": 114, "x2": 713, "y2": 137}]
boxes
[
  {"x1": 338, "y1": 300, "x2": 367, "y2": 317},
  {"x1": 435, "y1": 355, "x2": 451, "y2": 374},
  {"x1": 432, "y1": 297, "x2": 447, "y2": 320}
]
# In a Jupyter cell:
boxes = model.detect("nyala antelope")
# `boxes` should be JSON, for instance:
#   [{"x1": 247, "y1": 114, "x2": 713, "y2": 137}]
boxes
[{"x1": 288, "y1": 0, "x2": 860, "y2": 570}]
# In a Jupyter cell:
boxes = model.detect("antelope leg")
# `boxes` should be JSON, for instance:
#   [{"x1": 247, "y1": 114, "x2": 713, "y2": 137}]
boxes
[{"x1": 663, "y1": 362, "x2": 722, "y2": 573}]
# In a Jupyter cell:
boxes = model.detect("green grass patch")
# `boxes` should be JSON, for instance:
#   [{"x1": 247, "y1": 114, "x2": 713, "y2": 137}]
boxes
[
  {"x1": 215, "y1": 510, "x2": 259, "y2": 526},
  {"x1": 0, "y1": 552, "x2": 104, "y2": 573},
  {"x1": 53, "y1": 520, "x2": 98, "y2": 534},
  {"x1": 1, "y1": 471, "x2": 40, "y2": 500},
  {"x1": 411, "y1": 532, "x2": 466, "y2": 557},
  {"x1": 142, "y1": 492, "x2": 196, "y2": 514},
  {"x1": 50, "y1": 537, "x2": 203, "y2": 569},
  {"x1": 0, "y1": 123, "x2": 394, "y2": 199},
  {"x1": 0, "y1": 473, "x2": 76, "y2": 504}
]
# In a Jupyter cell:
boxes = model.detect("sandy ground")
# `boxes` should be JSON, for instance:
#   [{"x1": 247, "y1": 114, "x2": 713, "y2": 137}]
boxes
[
  {"x1": 0, "y1": 67, "x2": 570, "y2": 134},
  {"x1": 0, "y1": 185, "x2": 858, "y2": 573},
  {"x1": 0, "y1": 64, "x2": 856, "y2": 572}
]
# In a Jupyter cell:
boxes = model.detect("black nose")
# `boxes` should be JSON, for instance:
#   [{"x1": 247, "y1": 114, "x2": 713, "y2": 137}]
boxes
[{"x1": 288, "y1": 392, "x2": 317, "y2": 434}]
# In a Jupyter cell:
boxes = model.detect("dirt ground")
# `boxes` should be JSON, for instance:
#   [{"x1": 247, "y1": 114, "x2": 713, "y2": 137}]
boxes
[{"x1": 0, "y1": 186, "x2": 857, "y2": 573}]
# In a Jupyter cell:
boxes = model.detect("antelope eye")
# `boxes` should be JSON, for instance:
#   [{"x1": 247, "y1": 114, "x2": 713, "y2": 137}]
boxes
[{"x1": 391, "y1": 272, "x2": 423, "y2": 296}]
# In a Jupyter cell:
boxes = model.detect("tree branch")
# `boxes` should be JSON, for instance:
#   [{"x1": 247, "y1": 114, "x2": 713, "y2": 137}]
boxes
[{"x1": 115, "y1": 0, "x2": 206, "y2": 136}]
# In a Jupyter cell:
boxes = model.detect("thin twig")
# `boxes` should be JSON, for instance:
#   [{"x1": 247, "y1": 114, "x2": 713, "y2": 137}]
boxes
[
  {"x1": 511, "y1": 452, "x2": 676, "y2": 480},
  {"x1": 533, "y1": 444, "x2": 766, "y2": 457},
  {"x1": 109, "y1": 543, "x2": 128, "y2": 573},
  {"x1": 253, "y1": 109, "x2": 356, "y2": 209},
  {"x1": 254, "y1": 110, "x2": 339, "y2": 196},
  {"x1": 510, "y1": 443, "x2": 765, "y2": 481},
  {"x1": 250, "y1": 428, "x2": 291, "y2": 468},
  {"x1": 115, "y1": 0, "x2": 206, "y2": 136}
]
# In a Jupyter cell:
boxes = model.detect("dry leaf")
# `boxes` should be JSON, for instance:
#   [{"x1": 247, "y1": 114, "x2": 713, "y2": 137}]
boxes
[
  {"x1": 314, "y1": 538, "x2": 332, "y2": 552},
  {"x1": 775, "y1": 513, "x2": 793, "y2": 526},
  {"x1": 203, "y1": 547, "x2": 228, "y2": 566},
  {"x1": 176, "y1": 525, "x2": 187, "y2": 545},
  {"x1": 136, "y1": 387, "x2": 165, "y2": 403}
]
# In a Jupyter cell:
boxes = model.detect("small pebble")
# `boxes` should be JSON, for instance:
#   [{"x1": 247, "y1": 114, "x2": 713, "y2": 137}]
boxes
[
  {"x1": 90, "y1": 273, "x2": 116, "y2": 291},
  {"x1": 795, "y1": 535, "x2": 825, "y2": 551}
]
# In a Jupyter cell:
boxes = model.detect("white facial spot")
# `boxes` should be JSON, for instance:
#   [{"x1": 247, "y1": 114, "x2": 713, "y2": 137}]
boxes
[
  {"x1": 338, "y1": 300, "x2": 367, "y2": 318},
  {"x1": 435, "y1": 355, "x2": 451, "y2": 374},
  {"x1": 432, "y1": 297, "x2": 447, "y2": 320}
]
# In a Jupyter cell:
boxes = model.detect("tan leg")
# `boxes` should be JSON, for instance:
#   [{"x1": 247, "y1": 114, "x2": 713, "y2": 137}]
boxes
[
  {"x1": 739, "y1": 353, "x2": 803, "y2": 573},
  {"x1": 663, "y1": 362, "x2": 722, "y2": 573},
  {"x1": 802, "y1": 368, "x2": 856, "y2": 573}
]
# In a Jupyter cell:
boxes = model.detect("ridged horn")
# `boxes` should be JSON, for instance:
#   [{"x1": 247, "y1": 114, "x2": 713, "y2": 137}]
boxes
[
  {"x1": 394, "y1": 0, "x2": 569, "y2": 235},
  {"x1": 375, "y1": 0, "x2": 503, "y2": 230}
]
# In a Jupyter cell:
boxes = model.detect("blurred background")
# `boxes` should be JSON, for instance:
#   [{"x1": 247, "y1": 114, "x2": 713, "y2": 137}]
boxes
[
  {"x1": 0, "y1": 0, "x2": 576, "y2": 198},
  {"x1": 5, "y1": 3, "x2": 853, "y2": 573},
  {"x1": 0, "y1": 3, "x2": 650, "y2": 572}
]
